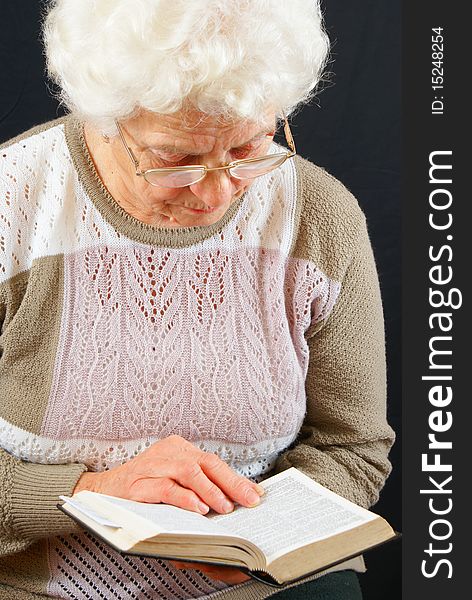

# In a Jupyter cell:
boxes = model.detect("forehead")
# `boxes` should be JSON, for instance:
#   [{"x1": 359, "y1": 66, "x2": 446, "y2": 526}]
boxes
[{"x1": 127, "y1": 109, "x2": 276, "y2": 152}]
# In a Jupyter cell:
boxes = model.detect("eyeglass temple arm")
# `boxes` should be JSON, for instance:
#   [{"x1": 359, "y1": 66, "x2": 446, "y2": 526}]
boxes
[
  {"x1": 115, "y1": 120, "x2": 141, "y2": 174},
  {"x1": 282, "y1": 114, "x2": 296, "y2": 156}
]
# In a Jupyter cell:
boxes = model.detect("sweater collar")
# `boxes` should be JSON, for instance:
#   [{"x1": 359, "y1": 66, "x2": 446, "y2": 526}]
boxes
[{"x1": 63, "y1": 116, "x2": 247, "y2": 248}]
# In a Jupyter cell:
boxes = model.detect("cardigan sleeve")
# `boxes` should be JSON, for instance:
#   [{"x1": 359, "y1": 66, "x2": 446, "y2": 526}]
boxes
[
  {"x1": 273, "y1": 216, "x2": 395, "y2": 509},
  {"x1": 0, "y1": 234, "x2": 85, "y2": 556},
  {"x1": 0, "y1": 131, "x2": 88, "y2": 556},
  {"x1": 0, "y1": 449, "x2": 86, "y2": 556}
]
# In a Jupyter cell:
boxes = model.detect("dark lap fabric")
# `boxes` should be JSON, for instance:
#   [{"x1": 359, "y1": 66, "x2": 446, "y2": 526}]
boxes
[{"x1": 269, "y1": 571, "x2": 363, "y2": 600}]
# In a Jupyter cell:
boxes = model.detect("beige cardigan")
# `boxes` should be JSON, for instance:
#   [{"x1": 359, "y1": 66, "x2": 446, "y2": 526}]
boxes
[{"x1": 0, "y1": 117, "x2": 395, "y2": 599}]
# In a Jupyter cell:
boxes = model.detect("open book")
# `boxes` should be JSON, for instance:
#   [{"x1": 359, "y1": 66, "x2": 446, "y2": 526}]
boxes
[{"x1": 59, "y1": 467, "x2": 397, "y2": 587}]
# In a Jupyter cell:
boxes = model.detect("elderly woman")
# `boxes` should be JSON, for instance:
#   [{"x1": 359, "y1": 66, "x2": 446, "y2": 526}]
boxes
[{"x1": 0, "y1": 0, "x2": 394, "y2": 598}]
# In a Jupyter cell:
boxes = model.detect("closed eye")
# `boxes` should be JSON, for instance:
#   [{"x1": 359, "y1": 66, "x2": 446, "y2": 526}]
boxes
[
  {"x1": 149, "y1": 149, "x2": 189, "y2": 166},
  {"x1": 231, "y1": 145, "x2": 255, "y2": 159},
  {"x1": 231, "y1": 135, "x2": 271, "y2": 160},
  {"x1": 147, "y1": 131, "x2": 273, "y2": 165}
]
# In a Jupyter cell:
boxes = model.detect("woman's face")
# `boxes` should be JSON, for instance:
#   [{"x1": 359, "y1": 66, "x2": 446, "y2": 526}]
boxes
[{"x1": 112, "y1": 109, "x2": 276, "y2": 228}]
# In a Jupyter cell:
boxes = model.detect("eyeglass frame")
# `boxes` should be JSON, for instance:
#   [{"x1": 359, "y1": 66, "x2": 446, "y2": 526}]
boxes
[{"x1": 114, "y1": 115, "x2": 297, "y2": 187}]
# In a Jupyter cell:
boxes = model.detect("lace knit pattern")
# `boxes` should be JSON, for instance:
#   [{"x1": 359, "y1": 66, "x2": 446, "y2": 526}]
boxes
[
  {"x1": 47, "y1": 531, "x2": 229, "y2": 599},
  {"x1": 1, "y1": 122, "x2": 342, "y2": 599},
  {"x1": 39, "y1": 245, "x2": 336, "y2": 467}
]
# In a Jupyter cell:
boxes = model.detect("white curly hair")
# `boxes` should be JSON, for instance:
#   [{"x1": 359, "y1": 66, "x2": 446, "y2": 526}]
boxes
[{"x1": 43, "y1": 0, "x2": 330, "y2": 134}]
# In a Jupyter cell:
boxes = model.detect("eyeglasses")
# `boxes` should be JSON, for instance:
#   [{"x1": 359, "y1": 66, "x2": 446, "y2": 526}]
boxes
[{"x1": 115, "y1": 116, "x2": 296, "y2": 188}]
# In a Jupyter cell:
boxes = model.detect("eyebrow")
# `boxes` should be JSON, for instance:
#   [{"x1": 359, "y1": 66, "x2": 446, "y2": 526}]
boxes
[{"x1": 147, "y1": 128, "x2": 275, "y2": 155}]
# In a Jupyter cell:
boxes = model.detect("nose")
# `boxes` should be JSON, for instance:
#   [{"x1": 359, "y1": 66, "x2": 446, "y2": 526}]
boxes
[{"x1": 188, "y1": 168, "x2": 235, "y2": 209}]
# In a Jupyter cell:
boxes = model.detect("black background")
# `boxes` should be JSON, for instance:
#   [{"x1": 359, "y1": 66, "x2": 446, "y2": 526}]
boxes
[{"x1": 0, "y1": 2, "x2": 401, "y2": 599}]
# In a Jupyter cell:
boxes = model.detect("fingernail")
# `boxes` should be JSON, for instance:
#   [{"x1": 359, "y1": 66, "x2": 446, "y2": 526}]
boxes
[
  {"x1": 197, "y1": 501, "x2": 210, "y2": 514},
  {"x1": 221, "y1": 499, "x2": 234, "y2": 513},
  {"x1": 246, "y1": 489, "x2": 261, "y2": 506},
  {"x1": 254, "y1": 484, "x2": 265, "y2": 496}
]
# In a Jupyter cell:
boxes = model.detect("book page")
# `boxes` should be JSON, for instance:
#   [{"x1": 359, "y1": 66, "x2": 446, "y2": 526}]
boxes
[
  {"x1": 209, "y1": 468, "x2": 377, "y2": 562},
  {"x1": 59, "y1": 495, "x2": 121, "y2": 528},
  {"x1": 99, "y1": 495, "x2": 242, "y2": 538}
]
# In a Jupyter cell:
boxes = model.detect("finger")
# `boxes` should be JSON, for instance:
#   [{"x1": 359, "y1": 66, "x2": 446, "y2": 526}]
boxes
[
  {"x1": 128, "y1": 457, "x2": 234, "y2": 514},
  {"x1": 170, "y1": 561, "x2": 212, "y2": 570},
  {"x1": 170, "y1": 560, "x2": 194, "y2": 569},
  {"x1": 172, "y1": 461, "x2": 238, "y2": 514},
  {"x1": 170, "y1": 561, "x2": 251, "y2": 584},
  {"x1": 165, "y1": 437, "x2": 265, "y2": 501},
  {"x1": 129, "y1": 477, "x2": 210, "y2": 514},
  {"x1": 154, "y1": 439, "x2": 265, "y2": 503},
  {"x1": 131, "y1": 445, "x2": 264, "y2": 513},
  {"x1": 198, "y1": 453, "x2": 265, "y2": 509},
  {"x1": 194, "y1": 566, "x2": 251, "y2": 584}
]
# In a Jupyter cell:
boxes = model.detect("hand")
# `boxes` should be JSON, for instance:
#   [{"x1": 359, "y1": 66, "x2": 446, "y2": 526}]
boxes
[
  {"x1": 73, "y1": 434, "x2": 264, "y2": 515},
  {"x1": 169, "y1": 561, "x2": 251, "y2": 584}
]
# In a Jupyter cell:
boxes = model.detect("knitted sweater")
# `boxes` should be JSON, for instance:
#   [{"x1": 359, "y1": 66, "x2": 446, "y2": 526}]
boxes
[{"x1": 0, "y1": 117, "x2": 395, "y2": 599}]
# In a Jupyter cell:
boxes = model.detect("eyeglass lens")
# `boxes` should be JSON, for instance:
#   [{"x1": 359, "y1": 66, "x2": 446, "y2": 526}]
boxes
[{"x1": 143, "y1": 153, "x2": 289, "y2": 188}]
